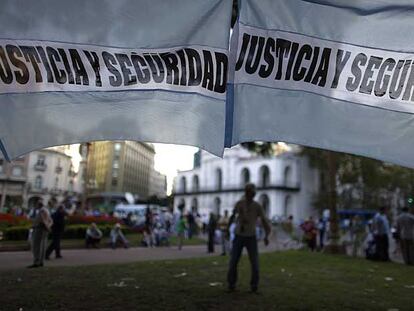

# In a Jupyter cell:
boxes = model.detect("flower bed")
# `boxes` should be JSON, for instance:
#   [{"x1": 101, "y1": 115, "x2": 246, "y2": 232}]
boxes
[{"x1": 0, "y1": 213, "x2": 31, "y2": 228}]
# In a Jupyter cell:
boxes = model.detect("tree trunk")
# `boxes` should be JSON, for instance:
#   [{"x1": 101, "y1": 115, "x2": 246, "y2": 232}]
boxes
[{"x1": 324, "y1": 152, "x2": 346, "y2": 254}]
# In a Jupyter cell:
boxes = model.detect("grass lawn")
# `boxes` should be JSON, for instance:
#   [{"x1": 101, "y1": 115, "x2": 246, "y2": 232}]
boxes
[
  {"x1": 0, "y1": 251, "x2": 413, "y2": 311},
  {"x1": 0, "y1": 234, "x2": 205, "y2": 251}
]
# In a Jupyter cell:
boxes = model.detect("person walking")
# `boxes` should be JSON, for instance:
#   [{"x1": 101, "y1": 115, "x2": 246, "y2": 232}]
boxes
[
  {"x1": 177, "y1": 214, "x2": 187, "y2": 250},
  {"x1": 28, "y1": 201, "x2": 53, "y2": 268},
  {"x1": 301, "y1": 217, "x2": 317, "y2": 251},
  {"x1": 144, "y1": 207, "x2": 154, "y2": 247},
  {"x1": 372, "y1": 206, "x2": 390, "y2": 261},
  {"x1": 317, "y1": 217, "x2": 327, "y2": 250},
  {"x1": 396, "y1": 207, "x2": 414, "y2": 265},
  {"x1": 218, "y1": 210, "x2": 230, "y2": 256},
  {"x1": 187, "y1": 212, "x2": 195, "y2": 239},
  {"x1": 45, "y1": 205, "x2": 66, "y2": 259},
  {"x1": 207, "y1": 212, "x2": 217, "y2": 253},
  {"x1": 227, "y1": 183, "x2": 271, "y2": 293}
]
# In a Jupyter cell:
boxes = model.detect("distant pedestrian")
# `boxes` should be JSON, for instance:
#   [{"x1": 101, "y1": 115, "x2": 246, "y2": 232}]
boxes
[
  {"x1": 301, "y1": 217, "x2": 317, "y2": 251},
  {"x1": 177, "y1": 215, "x2": 187, "y2": 250},
  {"x1": 317, "y1": 217, "x2": 327, "y2": 250},
  {"x1": 372, "y1": 206, "x2": 390, "y2": 261},
  {"x1": 85, "y1": 223, "x2": 103, "y2": 248},
  {"x1": 187, "y1": 212, "x2": 195, "y2": 239},
  {"x1": 144, "y1": 207, "x2": 154, "y2": 247},
  {"x1": 45, "y1": 205, "x2": 66, "y2": 260},
  {"x1": 202, "y1": 214, "x2": 208, "y2": 234},
  {"x1": 227, "y1": 184, "x2": 271, "y2": 293},
  {"x1": 350, "y1": 215, "x2": 366, "y2": 257},
  {"x1": 218, "y1": 210, "x2": 230, "y2": 256},
  {"x1": 110, "y1": 223, "x2": 129, "y2": 249},
  {"x1": 396, "y1": 207, "x2": 414, "y2": 265},
  {"x1": 28, "y1": 201, "x2": 53, "y2": 268},
  {"x1": 207, "y1": 212, "x2": 217, "y2": 253}
]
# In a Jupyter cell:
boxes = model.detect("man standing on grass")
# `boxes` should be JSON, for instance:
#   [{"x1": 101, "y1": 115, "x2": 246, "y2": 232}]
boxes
[
  {"x1": 218, "y1": 210, "x2": 230, "y2": 256},
  {"x1": 227, "y1": 183, "x2": 271, "y2": 293},
  {"x1": 45, "y1": 205, "x2": 66, "y2": 260},
  {"x1": 396, "y1": 207, "x2": 414, "y2": 265},
  {"x1": 372, "y1": 206, "x2": 390, "y2": 261},
  {"x1": 28, "y1": 201, "x2": 53, "y2": 268}
]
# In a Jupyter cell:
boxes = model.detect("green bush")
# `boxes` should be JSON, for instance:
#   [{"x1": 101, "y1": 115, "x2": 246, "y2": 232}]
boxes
[
  {"x1": 3, "y1": 225, "x2": 31, "y2": 240},
  {"x1": 3, "y1": 224, "x2": 134, "y2": 241}
]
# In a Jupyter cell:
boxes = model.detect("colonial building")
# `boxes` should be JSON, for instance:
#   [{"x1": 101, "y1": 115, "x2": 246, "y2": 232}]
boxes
[
  {"x1": 86, "y1": 141, "x2": 162, "y2": 200},
  {"x1": 26, "y1": 147, "x2": 82, "y2": 208},
  {"x1": 0, "y1": 156, "x2": 29, "y2": 211},
  {"x1": 173, "y1": 145, "x2": 320, "y2": 222}
]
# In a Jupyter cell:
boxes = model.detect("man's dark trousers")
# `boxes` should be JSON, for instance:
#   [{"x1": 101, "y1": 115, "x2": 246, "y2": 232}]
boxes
[
  {"x1": 46, "y1": 232, "x2": 62, "y2": 258},
  {"x1": 400, "y1": 239, "x2": 414, "y2": 265},
  {"x1": 227, "y1": 235, "x2": 259, "y2": 291}
]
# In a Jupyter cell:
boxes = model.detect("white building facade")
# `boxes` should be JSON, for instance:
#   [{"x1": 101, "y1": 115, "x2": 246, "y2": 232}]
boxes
[
  {"x1": 174, "y1": 146, "x2": 320, "y2": 222},
  {"x1": 27, "y1": 147, "x2": 83, "y2": 207}
]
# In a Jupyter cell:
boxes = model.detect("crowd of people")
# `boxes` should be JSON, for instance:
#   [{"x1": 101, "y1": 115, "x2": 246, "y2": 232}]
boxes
[
  {"x1": 7, "y1": 185, "x2": 412, "y2": 283},
  {"x1": 282, "y1": 205, "x2": 414, "y2": 266}
]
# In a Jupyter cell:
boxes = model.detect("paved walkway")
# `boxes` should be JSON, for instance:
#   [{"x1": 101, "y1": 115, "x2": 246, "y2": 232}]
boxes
[
  {"x1": 0, "y1": 241, "x2": 281, "y2": 271},
  {"x1": 0, "y1": 228, "x2": 404, "y2": 270}
]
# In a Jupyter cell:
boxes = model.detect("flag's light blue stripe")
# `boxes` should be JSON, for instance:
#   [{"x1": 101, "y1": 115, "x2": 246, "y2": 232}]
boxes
[
  {"x1": 0, "y1": 88, "x2": 224, "y2": 102},
  {"x1": 238, "y1": 21, "x2": 414, "y2": 55},
  {"x1": 224, "y1": 83, "x2": 234, "y2": 147}
]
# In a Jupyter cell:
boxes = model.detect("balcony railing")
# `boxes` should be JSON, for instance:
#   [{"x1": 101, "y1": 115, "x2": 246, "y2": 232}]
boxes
[
  {"x1": 174, "y1": 182, "x2": 300, "y2": 195},
  {"x1": 34, "y1": 163, "x2": 47, "y2": 171}
]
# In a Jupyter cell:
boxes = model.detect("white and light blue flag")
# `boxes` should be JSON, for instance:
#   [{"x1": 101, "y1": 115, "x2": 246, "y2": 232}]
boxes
[
  {"x1": 0, "y1": 0, "x2": 232, "y2": 160},
  {"x1": 227, "y1": 0, "x2": 414, "y2": 167}
]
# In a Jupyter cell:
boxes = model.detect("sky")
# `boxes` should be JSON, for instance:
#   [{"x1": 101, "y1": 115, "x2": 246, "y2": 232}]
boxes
[{"x1": 153, "y1": 143, "x2": 198, "y2": 195}]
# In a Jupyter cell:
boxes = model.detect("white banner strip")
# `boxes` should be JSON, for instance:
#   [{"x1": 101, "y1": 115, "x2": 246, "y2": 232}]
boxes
[
  {"x1": 0, "y1": 39, "x2": 228, "y2": 100},
  {"x1": 234, "y1": 24, "x2": 414, "y2": 113}
]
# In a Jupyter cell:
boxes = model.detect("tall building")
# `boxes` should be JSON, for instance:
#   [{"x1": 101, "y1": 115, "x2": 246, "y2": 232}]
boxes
[
  {"x1": 86, "y1": 141, "x2": 157, "y2": 199},
  {"x1": 149, "y1": 170, "x2": 167, "y2": 198},
  {"x1": 0, "y1": 156, "x2": 29, "y2": 211},
  {"x1": 173, "y1": 145, "x2": 320, "y2": 222}
]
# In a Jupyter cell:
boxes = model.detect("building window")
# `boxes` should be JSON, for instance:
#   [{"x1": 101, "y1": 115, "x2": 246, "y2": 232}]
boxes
[
  {"x1": 0, "y1": 159, "x2": 3, "y2": 174},
  {"x1": 12, "y1": 166, "x2": 23, "y2": 176},
  {"x1": 112, "y1": 169, "x2": 118, "y2": 178},
  {"x1": 284, "y1": 195, "x2": 292, "y2": 217},
  {"x1": 36, "y1": 155, "x2": 46, "y2": 166},
  {"x1": 240, "y1": 168, "x2": 250, "y2": 186},
  {"x1": 180, "y1": 177, "x2": 187, "y2": 193},
  {"x1": 113, "y1": 160, "x2": 119, "y2": 169},
  {"x1": 284, "y1": 166, "x2": 292, "y2": 186},
  {"x1": 259, "y1": 165, "x2": 270, "y2": 187},
  {"x1": 192, "y1": 175, "x2": 199, "y2": 192},
  {"x1": 34, "y1": 176, "x2": 43, "y2": 189},
  {"x1": 214, "y1": 197, "x2": 221, "y2": 215},
  {"x1": 215, "y1": 169, "x2": 222, "y2": 191},
  {"x1": 54, "y1": 177, "x2": 59, "y2": 188},
  {"x1": 68, "y1": 181, "x2": 74, "y2": 192},
  {"x1": 259, "y1": 194, "x2": 270, "y2": 217},
  {"x1": 191, "y1": 198, "x2": 198, "y2": 213}
]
